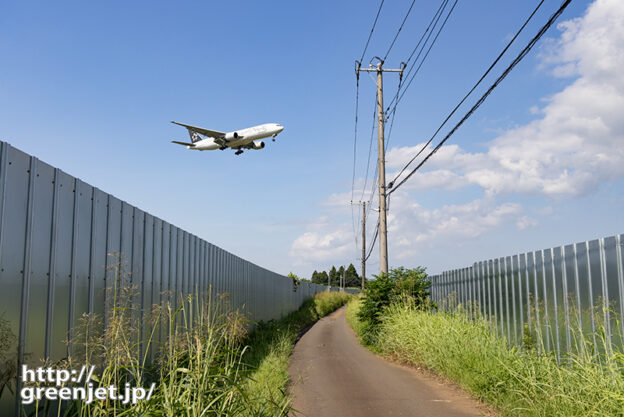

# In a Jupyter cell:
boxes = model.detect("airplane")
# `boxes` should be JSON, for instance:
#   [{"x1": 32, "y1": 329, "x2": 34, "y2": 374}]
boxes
[{"x1": 171, "y1": 121, "x2": 284, "y2": 155}]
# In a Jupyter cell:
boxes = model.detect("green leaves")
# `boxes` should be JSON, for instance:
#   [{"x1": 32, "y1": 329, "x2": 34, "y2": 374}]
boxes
[{"x1": 357, "y1": 266, "x2": 432, "y2": 345}]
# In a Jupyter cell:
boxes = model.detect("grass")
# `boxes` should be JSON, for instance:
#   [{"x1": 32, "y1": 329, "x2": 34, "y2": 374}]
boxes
[
  {"x1": 242, "y1": 291, "x2": 352, "y2": 413},
  {"x1": 24, "y1": 279, "x2": 351, "y2": 417},
  {"x1": 346, "y1": 297, "x2": 624, "y2": 417},
  {"x1": 345, "y1": 297, "x2": 368, "y2": 346}
]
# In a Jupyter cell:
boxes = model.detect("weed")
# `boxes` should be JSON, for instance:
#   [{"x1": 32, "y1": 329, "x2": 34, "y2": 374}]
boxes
[{"x1": 347, "y1": 298, "x2": 624, "y2": 417}]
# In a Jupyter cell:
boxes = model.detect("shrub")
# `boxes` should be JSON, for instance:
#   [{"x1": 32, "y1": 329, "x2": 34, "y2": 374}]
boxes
[
  {"x1": 348, "y1": 298, "x2": 624, "y2": 417},
  {"x1": 357, "y1": 267, "x2": 431, "y2": 344}
]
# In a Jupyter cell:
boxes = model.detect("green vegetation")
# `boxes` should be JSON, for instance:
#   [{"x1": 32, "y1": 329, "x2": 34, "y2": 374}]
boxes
[
  {"x1": 356, "y1": 267, "x2": 430, "y2": 345},
  {"x1": 241, "y1": 290, "x2": 352, "y2": 415},
  {"x1": 310, "y1": 264, "x2": 362, "y2": 287},
  {"x1": 347, "y1": 267, "x2": 624, "y2": 417},
  {"x1": 24, "y1": 270, "x2": 350, "y2": 417},
  {"x1": 0, "y1": 313, "x2": 16, "y2": 401}
]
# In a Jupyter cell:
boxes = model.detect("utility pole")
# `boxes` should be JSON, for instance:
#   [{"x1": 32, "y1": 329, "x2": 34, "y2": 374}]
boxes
[
  {"x1": 327, "y1": 269, "x2": 330, "y2": 290},
  {"x1": 361, "y1": 201, "x2": 366, "y2": 289},
  {"x1": 357, "y1": 58, "x2": 404, "y2": 275}
]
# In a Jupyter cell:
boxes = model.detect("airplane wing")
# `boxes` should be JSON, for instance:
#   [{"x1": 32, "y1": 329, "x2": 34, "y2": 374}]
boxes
[
  {"x1": 171, "y1": 121, "x2": 225, "y2": 138},
  {"x1": 171, "y1": 140, "x2": 195, "y2": 147}
]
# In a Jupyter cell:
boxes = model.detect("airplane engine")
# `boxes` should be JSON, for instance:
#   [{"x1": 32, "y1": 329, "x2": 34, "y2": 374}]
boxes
[
  {"x1": 251, "y1": 141, "x2": 265, "y2": 150},
  {"x1": 224, "y1": 132, "x2": 240, "y2": 140}
]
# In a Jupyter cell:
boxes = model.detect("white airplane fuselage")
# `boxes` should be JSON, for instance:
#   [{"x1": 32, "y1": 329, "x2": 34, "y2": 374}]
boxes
[{"x1": 192, "y1": 123, "x2": 283, "y2": 150}]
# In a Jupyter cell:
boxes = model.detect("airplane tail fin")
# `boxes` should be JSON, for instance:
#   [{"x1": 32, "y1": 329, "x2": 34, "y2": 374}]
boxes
[{"x1": 188, "y1": 130, "x2": 203, "y2": 143}]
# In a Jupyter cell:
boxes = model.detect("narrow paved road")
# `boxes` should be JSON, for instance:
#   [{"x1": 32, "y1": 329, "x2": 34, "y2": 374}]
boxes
[{"x1": 288, "y1": 307, "x2": 491, "y2": 417}]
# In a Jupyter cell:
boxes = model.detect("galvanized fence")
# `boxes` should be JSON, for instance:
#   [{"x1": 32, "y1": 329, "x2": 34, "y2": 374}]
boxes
[
  {"x1": 0, "y1": 141, "x2": 349, "y2": 414},
  {"x1": 429, "y1": 234, "x2": 624, "y2": 358}
]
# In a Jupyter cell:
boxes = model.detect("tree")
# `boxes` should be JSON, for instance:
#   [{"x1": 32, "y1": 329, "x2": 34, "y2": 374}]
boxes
[
  {"x1": 388, "y1": 266, "x2": 430, "y2": 306},
  {"x1": 329, "y1": 266, "x2": 338, "y2": 287},
  {"x1": 344, "y1": 263, "x2": 360, "y2": 287},
  {"x1": 318, "y1": 271, "x2": 329, "y2": 286},
  {"x1": 336, "y1": 266, "x2": 345, "y2": 287},
  {"x1": 311, "y1": 270, "x2": 322, "y2": 284},
  {"x1": 287, "y1": 272, "x2": 301, "y2": 292}
]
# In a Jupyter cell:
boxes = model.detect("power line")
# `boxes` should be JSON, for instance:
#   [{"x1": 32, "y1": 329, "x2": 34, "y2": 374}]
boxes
[
  {"x1": 385, "y1": 0, "x2": 457, "y2": 121},
  {"x1": 388, "y1": 0, "x2": 572, "y2": 195},
  {"x1": 351, "y1": 65, "x2": 360, "y2": 205},
  {"x1": 392, "y1": 0, "x2": 458, "y2": 110},
  {"x1": 360, "y1": 98, "x2": 378, "y2": 202},
  {"x1": 388, "y1": 0, "x2": 547, "y2": 188},
  {"x1": 405, "y1": 0, "x2": 449, "y2": 66},
  {"x1": 365, "y1": 220, "x2": 380, "y2": 261},
  {"x1": 353, "y1": 0, "x2": 384, "y2": 258},
  {"x1": 350, "y1": 64, "x2": 361, "y2": 254},
  {"x1": 359, "y1": 0, "x2": 385, "y2": 63},
  {"x1": 385, "y1": 0, "x2": 450, "y2": 113},
  {"x1": 383, "y1": 0, "x2": 417, "y2": 62}
]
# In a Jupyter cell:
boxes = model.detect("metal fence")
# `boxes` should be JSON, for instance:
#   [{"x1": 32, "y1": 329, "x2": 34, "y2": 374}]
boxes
[
  {"x1": 0, "y1": 141, "x2": 349, "y2": 414},
  {"x1": 429, "y1": 234, "x2": 624, "y2": 358}
]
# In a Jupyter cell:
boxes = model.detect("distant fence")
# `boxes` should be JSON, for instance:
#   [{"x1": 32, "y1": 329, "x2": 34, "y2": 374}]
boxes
[
  {"x1": 0, "y1": 141, "x2": 349, "y2": 414},
  {"x1": 429, "y1": 234, "x2": 624, "y2": 357}
]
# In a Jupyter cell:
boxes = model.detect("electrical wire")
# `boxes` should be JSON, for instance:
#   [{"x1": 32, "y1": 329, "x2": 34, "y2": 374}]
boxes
[
  {"x1": 389, "y1": 1, "x2": 547, "y2": 190},
  {"x1": 383, "y1": 0, "x2": 417, "y2": 62},
  {"x1": 350, "y1": 63, "x2": 361, "y2": 253},
  {"x1": 351, "y1": 68, "x2": 360, "y2": 204},
  {"x1": 365, "y1": 220, "x2": 380, "y2": 261},
  {"x1": 353, "y1": 0, "x2": 385, "y2": 259},
  {"x1": 392, "y1": 0, "x2": 458, "y2": 109},
  {"x1": 354, "y1": 0, "x2": 387, "y2": 265},
  {"x1": 359, "y1": 0, "x2": 385, "y2": 63},
  {"x1": 388, "y1": 0, "x2": 549, "y2": 189},
  {"x1": 385, "y1": 0, "x2": 450, "y2": 113},
  {"x1": 385, "y1": 0, "x2": 457, "y2": 122},
  {"x1": 388, "y1": 0, "x2": 572, "y2": 195},
  {"x1": 360, "y1": 98, "x2": 378, "y2": 202}
]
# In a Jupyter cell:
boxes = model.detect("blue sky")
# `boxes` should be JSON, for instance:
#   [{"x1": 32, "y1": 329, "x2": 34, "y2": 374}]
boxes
[{"x1": 1, "y1": 0, "x2": 622, "y2": 278}]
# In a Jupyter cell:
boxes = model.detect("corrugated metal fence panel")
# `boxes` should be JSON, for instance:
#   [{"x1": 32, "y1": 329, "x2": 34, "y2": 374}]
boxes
[
  {"x1": 430, "y1": 233, "x2": 624, "y2": 357},
  {"x1": 0, "y1": 142, "x2": 341, "y2": 415}
]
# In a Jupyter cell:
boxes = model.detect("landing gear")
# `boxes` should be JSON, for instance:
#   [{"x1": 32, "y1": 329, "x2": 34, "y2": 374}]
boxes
[
  {"x1": 272, "y1": 134, "x2": 277, "y2": 142},
  {"x1": 235, "y1": 149, "x2": 244, "y2": 155},
  {"x1": 219, "y1": 145, "x2": 227, "y2": 150}
]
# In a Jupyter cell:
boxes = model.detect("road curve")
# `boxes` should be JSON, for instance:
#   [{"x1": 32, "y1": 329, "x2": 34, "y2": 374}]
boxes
[{"x1": 288, "y1": 307, "x2": 491, "y2": 417}]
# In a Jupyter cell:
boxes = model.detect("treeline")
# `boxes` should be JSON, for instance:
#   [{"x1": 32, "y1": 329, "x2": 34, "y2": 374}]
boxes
[{"x1": 308, "y1": 264, "x2": 363, "y2": 287}]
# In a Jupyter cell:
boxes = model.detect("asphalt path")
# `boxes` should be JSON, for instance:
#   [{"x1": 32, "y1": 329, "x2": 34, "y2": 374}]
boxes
[{"x1": 288, "y1": 307, "x2": 491, "y2": 417}]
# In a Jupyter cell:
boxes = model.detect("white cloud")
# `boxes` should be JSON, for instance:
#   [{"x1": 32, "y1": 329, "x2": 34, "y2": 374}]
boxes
[
  {"x1": 321, "y1": 191, "x2": 354, "y2": 207},
  {"x1": 388, "y1": 0, "x2": 624, "y2": 197},
  {"x1": 289, "y1": 0, "x2": 624, "y2": 270},
  {"x1": 289, "y1": 225, "x2": 353, "y2": 266},
  {"x1": 387, "y1": 193, "x2": 523, "y2": 260},
  {"x1": 290, "y1": 194, "x2": 525, "y2": 267},
  {"x1": 516, "y1": 215, "x2": 538, "y2": 230}
]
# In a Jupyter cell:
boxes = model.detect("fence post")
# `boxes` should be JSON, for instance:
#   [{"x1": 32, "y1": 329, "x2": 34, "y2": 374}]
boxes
[
  {"x1": 599, "y1": 238, "x2": 612, "y2": 354},
  {"x1": 616, "y1": 234, "x2": 624, "y2": 347},
  {"x1": 561, "y1": 245, "x2": 571, "y2": 355}
]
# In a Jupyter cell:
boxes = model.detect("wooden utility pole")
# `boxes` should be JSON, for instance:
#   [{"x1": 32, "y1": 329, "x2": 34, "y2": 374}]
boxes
[
  {"x1": 357, "y1": 58, "x2": 404, "y2": 275},
  {"x1": 327, "y1": 269, "x2": 330, "y2": 290},
  {"x1": 361, "y1": 201, "x2": 366, "y2": 289}
]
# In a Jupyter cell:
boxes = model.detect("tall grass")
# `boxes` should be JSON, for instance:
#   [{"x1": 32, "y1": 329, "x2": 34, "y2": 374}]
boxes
[
  {"x1": 346, "y1": 297, "x2": 624, "y2": 417},
  {"x1": 46, "y1": 283, "x2": 256, "y2": 417},
  {"x1": 25, "y1": 266, "x2": 351, "y2": 417}
]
